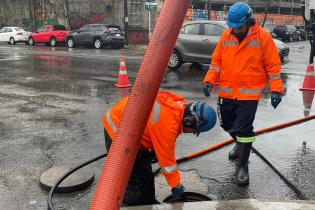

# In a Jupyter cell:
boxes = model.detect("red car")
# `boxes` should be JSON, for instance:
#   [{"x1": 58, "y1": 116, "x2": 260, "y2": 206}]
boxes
[{"x1": 28, "y1": 25, "x2": 70, "y2": 47}]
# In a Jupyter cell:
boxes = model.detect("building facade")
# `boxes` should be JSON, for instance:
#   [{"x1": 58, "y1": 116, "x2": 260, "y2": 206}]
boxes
[{"x1": 0, "y1": 0, "x2": 304, "y2": 43}]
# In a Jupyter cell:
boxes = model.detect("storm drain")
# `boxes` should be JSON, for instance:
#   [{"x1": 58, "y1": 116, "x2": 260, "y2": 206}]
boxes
[{"x1": 163, "y1": 192, "x2": 211, "y2": 203}]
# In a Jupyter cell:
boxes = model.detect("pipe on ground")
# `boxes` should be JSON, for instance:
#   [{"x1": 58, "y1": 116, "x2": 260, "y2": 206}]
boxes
[
  {"x1": 176, "y1": 115, "x2": 315, "y2": 164},
  {"x1": 89, "y1": 1, "x2": 190, "y2": 209}
]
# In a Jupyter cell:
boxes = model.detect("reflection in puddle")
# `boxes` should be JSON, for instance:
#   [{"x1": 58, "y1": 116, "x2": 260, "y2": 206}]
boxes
[{"x1": 302, "y1": 91, "x2": 314, "y2": 116}]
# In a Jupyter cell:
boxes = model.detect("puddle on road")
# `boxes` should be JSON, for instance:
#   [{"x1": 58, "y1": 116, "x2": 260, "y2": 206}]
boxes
[{"x1": 0, "y1": 53, "x2": 26, "y2": 61}]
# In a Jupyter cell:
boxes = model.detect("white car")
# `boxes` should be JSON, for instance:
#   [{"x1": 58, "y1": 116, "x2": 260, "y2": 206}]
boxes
[{"x1": 0, "y1": 27, "x2": 30, "y2": 45}]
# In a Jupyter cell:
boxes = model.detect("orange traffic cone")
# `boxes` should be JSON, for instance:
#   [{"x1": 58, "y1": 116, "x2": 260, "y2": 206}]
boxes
[
  {"x1": 300, "y1": 64, "x2": 315, "y2": 91},
  {"x1": 302, "y1": 90, "x2": 315, "y2": 117},
  {"x1": 115, "y1": 56, "x2": 132, "y2": 88}
]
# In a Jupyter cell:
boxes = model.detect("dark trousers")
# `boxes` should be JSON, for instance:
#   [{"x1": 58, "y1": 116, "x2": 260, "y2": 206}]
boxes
[
  {"x1": 217, "y1": 98, "x2": 258, "y2": 141},
  {"x1": 104, "y1": 129, "x2": 158, "y2": 206}
]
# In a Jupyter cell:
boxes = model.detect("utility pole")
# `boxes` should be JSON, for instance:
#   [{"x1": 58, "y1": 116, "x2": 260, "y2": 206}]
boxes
[
  {"x1": 207, "y1": 0, "x2": 211, "y2": 20},
  {"x1": 124, "y1": 0, "x2": 129, "y2": 46}
]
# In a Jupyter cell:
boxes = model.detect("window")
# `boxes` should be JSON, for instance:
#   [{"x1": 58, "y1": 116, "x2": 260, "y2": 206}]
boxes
[
  {"x1": 109, "y1": 27, "x2": 120, "y2": 33},
  {"x1": 204, "y1": 24, "x2": 225, "y2": 36},
  {"x1": 5, "y1": 28, "x2": 12, "y2": 32},
  {"x1": 180, "y1": 24, "x2": 200, "y2": 35},
  {"x1": 44, "y1": 27, "x2": 51, "y2": 32},
  {"x1": 87, "y1": 25, "x2": 95, "y2": 32},
  {"x1": 79, "y1": 25, "x2": 88, "y2": 32},
  {"x1": 15, "y1": 28, "x2": 25, "y2": 32},
  {"x1": 94, "y1": 25, "x2": 104, "y2": 32},
  {"x1": 0, "y1": 28, "x2": 6, "y2": 33},
  {"x1": 53, "y1": 25, "x2": 67, "y2": 31}
]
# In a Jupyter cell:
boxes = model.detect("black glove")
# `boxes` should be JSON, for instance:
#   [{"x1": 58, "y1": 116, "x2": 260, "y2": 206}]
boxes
[
  {"x1": 203, "y1": 83, "x2": 212, "y2": 97},
  {"x1": 171, "y1": 184, "x2": 185, "y2": 196},
  {"x1": 271, "y1": 92, "x2": 282, "y2": 109}
]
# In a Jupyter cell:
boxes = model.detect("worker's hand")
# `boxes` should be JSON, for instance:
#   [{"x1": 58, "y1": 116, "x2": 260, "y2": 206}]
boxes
[
  {"x1": 203, "y1": 83, "x2": 213, "y2": 97},
  {"x1": 171, "y1": 184, "x2": 185, "y2": 196},
  {"x1": 271, "y1": 92, "x2": 282, "y2": 109}
]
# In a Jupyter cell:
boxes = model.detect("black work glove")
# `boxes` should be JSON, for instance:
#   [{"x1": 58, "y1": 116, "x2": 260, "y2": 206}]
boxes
[
  {"x1": 271, "y1": 92, "x2": 282, "y2": 109},
  {"x1": 203, "y1": 83, "x2": 213, "y2": 97},
  {"x1": 171, "y1": 184, "x2": 185, "y2": 196}
]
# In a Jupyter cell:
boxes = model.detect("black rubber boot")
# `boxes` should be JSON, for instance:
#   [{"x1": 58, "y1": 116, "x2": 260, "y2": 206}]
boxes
[
  {"x1": 238, "y1": 142, "x2": 252, "y2": 186},
  {"x1": 228, "y1": 141, "x2": 241, "y2": 160}
]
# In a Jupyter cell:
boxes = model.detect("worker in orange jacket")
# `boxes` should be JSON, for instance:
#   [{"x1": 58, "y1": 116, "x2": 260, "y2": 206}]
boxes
[
  {"x1": 102, "y1": 91, "x2": 217, "y2": 206},
  {"x1": 203, "y1": 2, "x2": 283, "y2": 186}
]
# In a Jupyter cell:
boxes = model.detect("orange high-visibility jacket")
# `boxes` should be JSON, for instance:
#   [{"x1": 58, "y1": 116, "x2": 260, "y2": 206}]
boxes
[
  {"x1": 102, "y1": 91, "x2": 186, "y2": 188},
  {"x1": 203, "y1": 24, "x2": 283, "y2": 100}
]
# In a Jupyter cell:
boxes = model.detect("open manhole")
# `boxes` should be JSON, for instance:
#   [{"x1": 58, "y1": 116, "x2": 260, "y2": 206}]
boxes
[{"x1": 163, "y1": 192, "x2": 211, "y2": 203}]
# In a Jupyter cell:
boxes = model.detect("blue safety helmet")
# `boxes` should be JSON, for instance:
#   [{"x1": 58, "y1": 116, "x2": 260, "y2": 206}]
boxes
[
  {"x1": 183, "y1": 102, "x2": 217, "y2": 137},
  {"x1": 227, "y1": 2, "x2": 253, "y2": 29}
]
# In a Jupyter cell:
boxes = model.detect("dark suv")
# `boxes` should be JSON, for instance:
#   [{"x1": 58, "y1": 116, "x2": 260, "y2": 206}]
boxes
[
  {"x1": 67, "y1": 24, "x2": 125, "y2": 49},
  {"x1": 272, "y1": 25, "x2": 301, "y2": 42},
  {"x1": 296, "y1": 25, "x2": 309, "y2": 40}
]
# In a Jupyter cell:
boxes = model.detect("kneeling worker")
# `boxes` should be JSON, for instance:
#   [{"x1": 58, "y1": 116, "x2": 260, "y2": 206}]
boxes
[{"x1": 102, "y1": 91, "x2": 217, "y2": 206}]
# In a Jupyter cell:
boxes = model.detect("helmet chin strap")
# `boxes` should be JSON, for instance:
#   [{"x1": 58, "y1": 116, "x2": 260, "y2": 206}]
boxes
[{"x1": 189, "y1": 102, "x2": 200, "y2": 128}]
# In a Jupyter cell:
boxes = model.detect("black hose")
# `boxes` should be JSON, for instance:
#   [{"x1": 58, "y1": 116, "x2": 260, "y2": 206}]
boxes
[
  {"x1": 47, "y1": 153, "x2": 107, "y2": 210},
  {"x1": 251, "y1": 146, "x2": 310, "y2": 200}
]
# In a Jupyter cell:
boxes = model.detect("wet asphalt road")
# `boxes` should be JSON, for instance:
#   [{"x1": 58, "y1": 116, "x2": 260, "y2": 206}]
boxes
[{"x1": 0, "y1": 41, "x2": 314, "y2": 209}]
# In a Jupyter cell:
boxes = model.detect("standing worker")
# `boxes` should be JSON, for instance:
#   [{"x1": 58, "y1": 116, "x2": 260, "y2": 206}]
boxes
[
  {"x1": 102, "y1": 91, "x2": 217, "y2": 206},
  {"x1": 202, "y1": 2, "x2": 283, "y2": 186}
]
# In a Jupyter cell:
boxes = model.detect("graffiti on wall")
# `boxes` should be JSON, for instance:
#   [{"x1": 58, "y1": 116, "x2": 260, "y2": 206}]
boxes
[
  {"x1": 192, "y1": 10, "x2": 208, "y2": 20},
  {"x1": 91, "y1": 13, "x2": 105, "y2": 24},
  {"x1": 128, "y1": 30, "x2": 148, "y2": 44},
  {"x1": 69, "y1": 16, "x2": 90, "y2": 29},
  {"x1": 36, "y1": 18, "x2": 59, "y2": 28}
]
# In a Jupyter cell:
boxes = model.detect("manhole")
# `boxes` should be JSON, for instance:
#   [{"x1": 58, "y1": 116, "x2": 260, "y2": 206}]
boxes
[
  {"x1": 39, "y1": 166, "x2": 94, "y2": 193},
  {"x1": 163, "y1": 192, "x2": 211, "y2": 203}
]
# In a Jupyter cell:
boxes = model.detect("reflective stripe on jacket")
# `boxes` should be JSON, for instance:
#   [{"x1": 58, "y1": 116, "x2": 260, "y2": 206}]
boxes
[
  {"x1": 102, "y1": 91, "x2": 186, "y2": 188},
  {"x1": 203, "y1": 24, "x2": 283, "y2": 100}
]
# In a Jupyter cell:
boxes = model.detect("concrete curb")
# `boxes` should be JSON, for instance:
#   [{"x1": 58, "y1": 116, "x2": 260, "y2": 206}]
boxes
[{"x1": 122, "y1": 199, "x2": 315, "y2": 210}]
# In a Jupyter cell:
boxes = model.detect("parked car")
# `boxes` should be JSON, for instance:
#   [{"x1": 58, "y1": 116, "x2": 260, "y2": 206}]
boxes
[
  {"x1": 0, "y1": 27, "x2": 30, "y2": 45},
  {"x1": 264, "y1": 28, "x2": 277, "y2": 39},
  {"x1": 295, "y1": 25, "x2": 309, "y2": 40},
  {"x1": 272, "y1": 25, "x2": 301, "y2": 42},
  {"x1": 28, "y1": 25, "x2": 71, "y2": 47},
  {"x1": 66, "y1": 24, "x2": 125, "y2": 49},
  {"x1": 168, "y1": 20, "x2": 290, "y2": 70}
]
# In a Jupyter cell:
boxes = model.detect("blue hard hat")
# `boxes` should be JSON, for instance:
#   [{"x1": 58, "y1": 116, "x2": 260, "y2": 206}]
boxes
[
  {"x1": 227, "y1": 2, "x2": 253, "y2": 29},
  {"x1": 191, "y1": 102, "x2": 217, "y2": 137}
]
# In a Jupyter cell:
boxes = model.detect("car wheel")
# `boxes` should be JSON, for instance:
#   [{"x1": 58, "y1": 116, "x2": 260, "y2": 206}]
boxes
[
  {"x1": 28, "y1": 37, "x2": 35, "y2": 45},
  {"x1": 168, "y1": 50, "x2": 182, "y2": 70},
  {"x1": 9, "y1": 37, "x2": 16, "y2": 45},
  {"x1": 67, "y1": 38, "x2": 75, "y2": 48},
  {"x1": 94, "y1": 38, "x2": 102, "y2": 49},
  {"x1": 50, "y1": 37, "x2": 57, "y2": 47},
  {"x1": 25, "y1": 41, "x2": 29, "y2": 45},
  {"x1": 289, "y1": 35, "x2": 293, "y2": 42}
]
